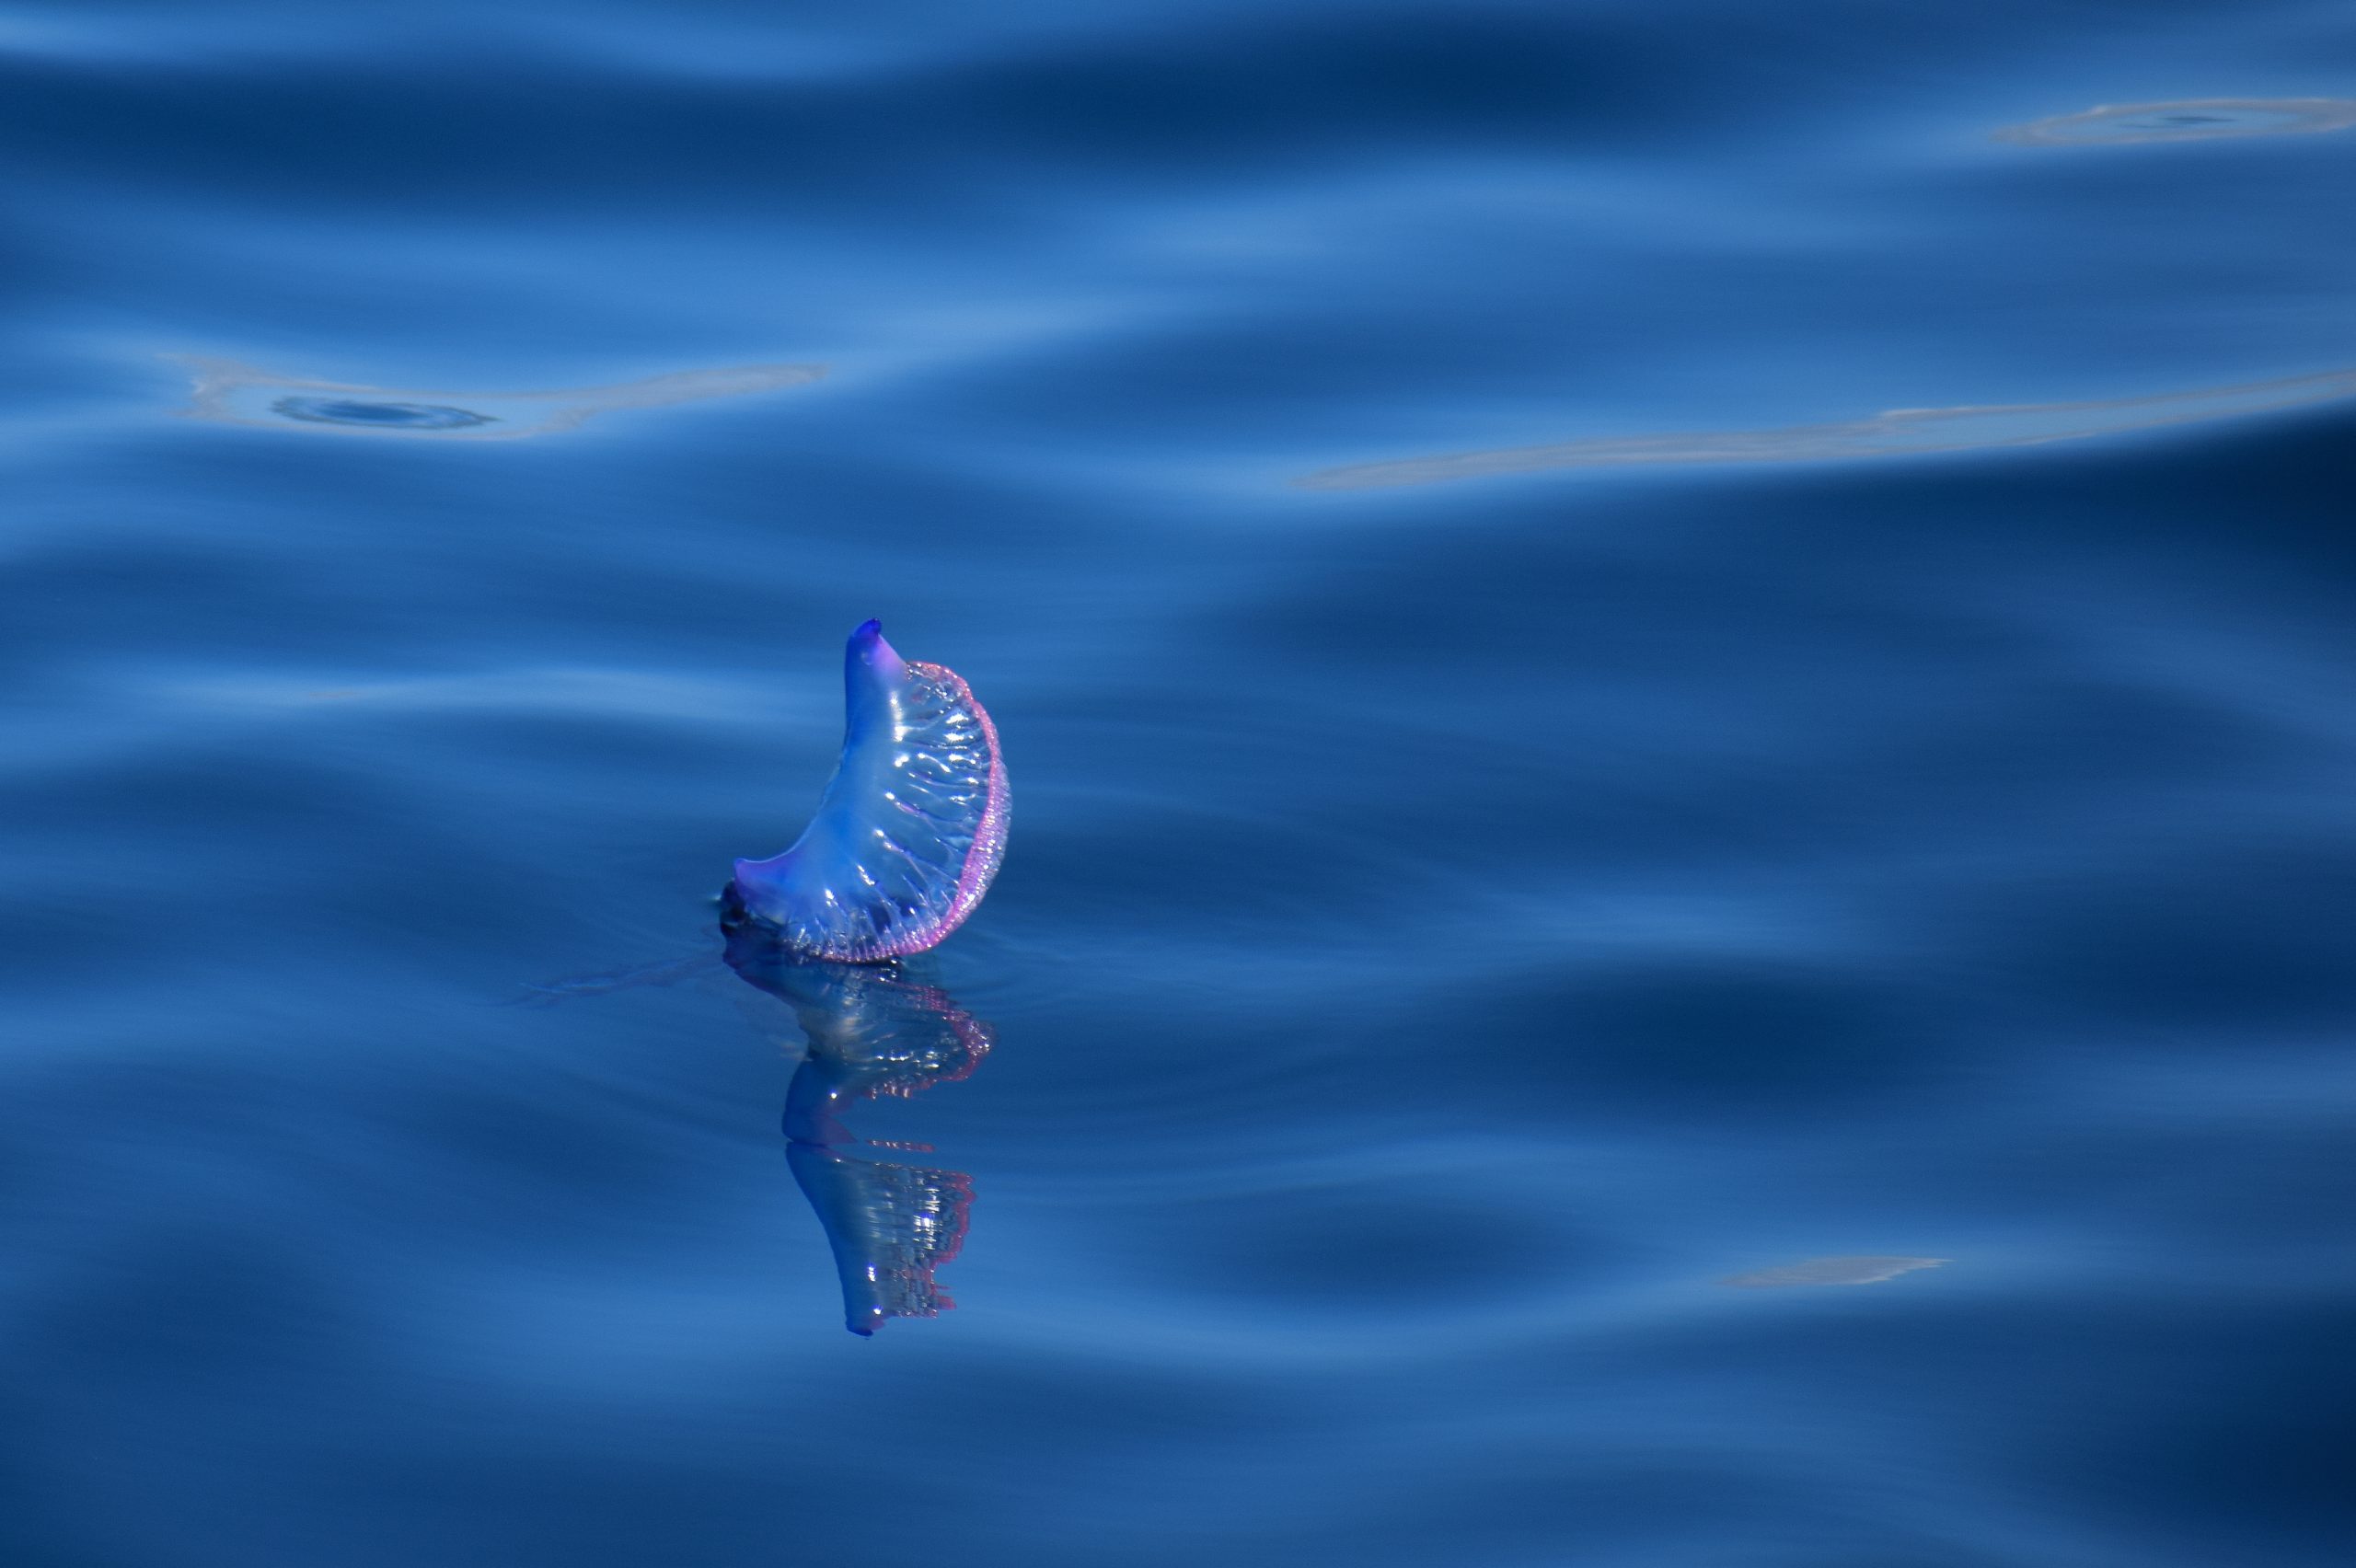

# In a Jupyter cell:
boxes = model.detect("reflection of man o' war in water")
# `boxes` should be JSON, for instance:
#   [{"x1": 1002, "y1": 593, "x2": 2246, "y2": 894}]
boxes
[
  {"x1": 723, "y1": 911, "x2": 992, "y2": 1336},
  {"x1": 174, "y1": 356, "x2": 825, "y2": 439},
  {"x1": 1996, "y1": 98, "x2": 2356, "y2": 146},
  {"x1": 1297, "y1": 366, "x2": 2356, "y2": 490}
]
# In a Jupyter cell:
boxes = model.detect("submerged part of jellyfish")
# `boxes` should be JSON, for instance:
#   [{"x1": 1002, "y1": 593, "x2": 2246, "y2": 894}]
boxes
[
  {"x1": 1296, "y1": 364, "x2": 2356, "y2": 490},
  {"x1": 1721, "y1": 1256, "x2": 1949, "y2": 1287},
  {"x1": 175, "y1": 356, "x2": 825, "y2": 440},
  {"x1": 1996, "y1": 97, "x2": 2356, "y2": 146},
  {"x1": 730, "y1": 620, "x2": 1010, "y2": 963}
]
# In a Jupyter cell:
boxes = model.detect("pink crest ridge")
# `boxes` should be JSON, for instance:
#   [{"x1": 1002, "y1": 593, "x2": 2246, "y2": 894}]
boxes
[{"x1": 872, "y1": 659, "x2": 1011, "y2": 960}]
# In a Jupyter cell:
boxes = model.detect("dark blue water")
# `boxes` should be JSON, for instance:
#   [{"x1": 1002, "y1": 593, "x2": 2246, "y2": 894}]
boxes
[{"x1": 6, "y1": 3, "x2": 2355, "y2": 1563}]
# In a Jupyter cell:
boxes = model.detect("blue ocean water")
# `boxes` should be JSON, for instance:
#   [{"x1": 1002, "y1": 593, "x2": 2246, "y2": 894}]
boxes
[{"x1": 6, "y1": 1, "x2": 2355, "y2": 1562}]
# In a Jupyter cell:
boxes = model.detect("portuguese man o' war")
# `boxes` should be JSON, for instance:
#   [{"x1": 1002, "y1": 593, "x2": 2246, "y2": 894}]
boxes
[
  {"x1": 523, "y1": 620, "x2": 1007, "y2": 1332},
  {"x1": 728, "y1": 620, "x2": 1010, "y2": 962}
]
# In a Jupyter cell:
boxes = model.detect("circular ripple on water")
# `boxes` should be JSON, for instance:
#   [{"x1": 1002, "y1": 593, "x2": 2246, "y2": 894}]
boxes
[
  {"x1": 1998, "y1": 97, "x2": 2356, "y2": 146},
  {"x1": 271, "y1": 396, "x2": 499, "y2": 432}
]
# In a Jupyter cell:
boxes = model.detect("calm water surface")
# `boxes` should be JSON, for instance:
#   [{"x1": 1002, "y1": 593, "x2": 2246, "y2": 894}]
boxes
[{"x1": 5, "y1": 2, "x2": 2355, "y2": 1564}]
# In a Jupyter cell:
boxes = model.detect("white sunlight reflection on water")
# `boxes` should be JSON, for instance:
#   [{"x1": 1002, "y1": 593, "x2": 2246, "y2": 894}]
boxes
[
  {"x1": 174, "y1": 356, "x2": 825, "y2": 439},
  {"x1": 1297, "y1": 366, "x2": 2356, "y2": 490}
]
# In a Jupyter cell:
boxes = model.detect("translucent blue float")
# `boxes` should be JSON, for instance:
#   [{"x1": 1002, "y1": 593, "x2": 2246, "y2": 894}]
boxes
[{"x1": 729, "y1": 621, "x2": 1010, "y2": 961}]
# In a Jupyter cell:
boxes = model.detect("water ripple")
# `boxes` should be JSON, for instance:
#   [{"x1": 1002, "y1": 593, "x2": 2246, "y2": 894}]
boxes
[
  {"x1": 1297, "y1": 366, "x2": 2356, "y2": 490},
  {"x1": 1721, "y1": 1256, "x2": 1950, "y2": 1287},
  {"x1": 1997, "y1": 98, "x2": 2356, "y2": 146},
  {"x1": 174, "y1": 356, "x2": 826, "y2": 439}
]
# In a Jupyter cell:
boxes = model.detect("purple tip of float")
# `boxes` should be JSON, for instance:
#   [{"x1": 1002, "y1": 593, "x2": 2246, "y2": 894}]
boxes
[{"x1": 845, "y1": 618, "x2": 907, "y2": 689}]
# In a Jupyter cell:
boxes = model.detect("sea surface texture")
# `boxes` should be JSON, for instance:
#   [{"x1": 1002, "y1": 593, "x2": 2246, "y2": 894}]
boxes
[{"x1": 4, "y1": 2, "x2": 2353, "y2": 1564}]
